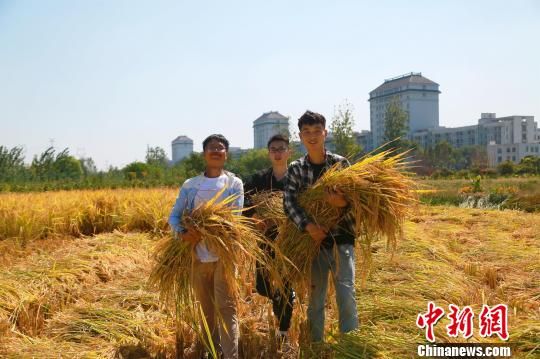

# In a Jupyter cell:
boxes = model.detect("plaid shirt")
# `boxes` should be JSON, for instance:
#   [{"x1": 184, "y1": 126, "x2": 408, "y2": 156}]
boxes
[{"x1": 283, "y1": 150, "x2": 356, "y2": 244}]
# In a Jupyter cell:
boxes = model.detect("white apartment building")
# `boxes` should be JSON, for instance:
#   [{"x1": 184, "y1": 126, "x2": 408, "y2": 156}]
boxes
[
  {"x1": 253, "y1": 111, "x2": 289, "y2": 149},
  {"x1": 369, "y1": 72, "x2": 440, "y2": 148},
  {"x1": 171, "y1": 135, "x2": 193, "y2": 163}
]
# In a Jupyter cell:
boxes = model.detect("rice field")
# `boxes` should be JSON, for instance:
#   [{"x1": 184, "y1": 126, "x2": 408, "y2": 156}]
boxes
[
  {"x1": 418, "y1": 177, "x2": 540, "y2": 211},
  {"x1": 0, "y1": 189, "x2": 538, "y2": 358}
]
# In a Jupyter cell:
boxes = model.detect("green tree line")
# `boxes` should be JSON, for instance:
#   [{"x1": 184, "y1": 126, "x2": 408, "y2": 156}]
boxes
[
  {"x1": 2, "y1": 99, "x2": 539, "y2": 192},
  {"x1": 0, "y1": 145, "x2": 298, "y2": 192}
]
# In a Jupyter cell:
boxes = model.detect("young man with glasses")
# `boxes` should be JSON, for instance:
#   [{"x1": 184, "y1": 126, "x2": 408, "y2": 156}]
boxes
[
  {"x1": 244, "y1": 133, "x2": 296, "y2": 345},
  {"x1": 169, "y1": 134, "x2": 243, "y2": 359},
  {"x1": 283, "y1": 111, "x2": 359, "y2": 342}
]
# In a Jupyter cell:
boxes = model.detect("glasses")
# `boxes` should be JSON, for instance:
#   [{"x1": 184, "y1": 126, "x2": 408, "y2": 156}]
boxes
[
  {"x1": 269, "y1": 147, "x2": 288, "y2": 154},
  {"x1": 206, "y1": 146, "x2": 227, "y2": 153}
]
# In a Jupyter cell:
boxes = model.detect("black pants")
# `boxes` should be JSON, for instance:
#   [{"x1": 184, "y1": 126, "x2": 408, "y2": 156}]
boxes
[{"x1": 255, "y1": 263, "x2": 295, "y2": 332}]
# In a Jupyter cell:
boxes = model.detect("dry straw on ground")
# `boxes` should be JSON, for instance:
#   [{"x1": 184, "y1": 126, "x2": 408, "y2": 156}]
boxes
[
  {"x1": 0, "y1": 233, "x2": 151, "y2": 337},
  {"x1": 0, "y1": 208, "x2": 538, "y2": 358},
  {"x1": 1, "y1": 181, "x2": 538, "y2": 357}
]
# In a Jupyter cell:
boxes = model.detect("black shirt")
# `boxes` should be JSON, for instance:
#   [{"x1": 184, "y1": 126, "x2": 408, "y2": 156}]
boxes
[
  {"x1": 311, "y1": 162, "x2": 325, "y2": 182},
  {"x1": 244, "y1": 167, "x2": 285, "y2": 239}
]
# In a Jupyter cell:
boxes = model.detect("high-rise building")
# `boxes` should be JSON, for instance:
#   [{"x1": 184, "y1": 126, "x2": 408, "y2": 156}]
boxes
[
  {"x1": 253, "y1": 111, "x2": 289, "y2": 149},
  {"x1": 369, "y1": 72, "x2": 440, "y2": 148},
  {"x1": 171, "y1": 135, "x2": 193, "y2": 163}
]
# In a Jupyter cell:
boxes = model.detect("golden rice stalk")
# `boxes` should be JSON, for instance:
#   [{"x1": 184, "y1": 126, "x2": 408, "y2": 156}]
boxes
[
  {"x1": 0, "y1": 189, "x2": 174, "y2": 242},
  {"x1": 278, "y1": 150, "x2": 416, "y2": 290},
  {"x1": 148, "y1": 190, "x2": 290, "y2": 354},
  {"x1": 276, "y1": 199, "x2": 342, "y2": 294},
  {"x1": 181, "y1": 191, "x2": 288, "y2": 298},
  {"x1": 0, "y1": 334, "x2": 118, "y2": 358},
  {"x1": 316, "y1": 150, "x2": 415, "y2": 247},
  {"x1": 147, "y1": 235, "x2": 199, "y2": 357},
  {"x1": 148, "y1": 236, "x2": 192, "y2": 307},
  {"x1": 0, "y1": 233, "x2": 151, "y2": 337},
  {"x1": 251, "y1": 191, "x2": 286, "y2": 226},
  {"x1": 44, "y1": 303, "x2": 176, "y2": 357},
  {"x1": 47, "y1": 306, "x2": 146, "y2": 344}
]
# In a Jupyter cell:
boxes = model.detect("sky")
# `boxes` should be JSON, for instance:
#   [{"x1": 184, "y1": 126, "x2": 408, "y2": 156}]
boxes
[{"x1": 1, "y1": 0, "x2": 539, "y2": 169}]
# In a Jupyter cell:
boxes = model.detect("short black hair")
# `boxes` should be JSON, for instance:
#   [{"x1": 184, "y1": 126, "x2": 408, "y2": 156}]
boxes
[
  {"x1": 202, "y1": 134, "x2": 229, "y2": 152},
  {"x1": 297, "y1": 110, "x2": 326, "y2": 130},
  {"x1": 267, "y1": 133, "x2": 290, "y2": 148}
]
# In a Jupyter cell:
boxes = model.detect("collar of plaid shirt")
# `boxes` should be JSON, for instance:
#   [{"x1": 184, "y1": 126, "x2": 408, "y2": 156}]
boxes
[
  {"x1": 290, "y1": 150, "x2": 356, "y2": 240},
  {"x1": 296, "y1": 150, "x2": 345, "y2": 186}
]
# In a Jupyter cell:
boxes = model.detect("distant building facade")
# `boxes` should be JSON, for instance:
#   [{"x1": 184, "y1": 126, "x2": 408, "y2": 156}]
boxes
[
  {"x1": 478, "y1": 113, "x2": 537, "y2": 145},
  {"x1": 355, "y1": 130, "x2": 374, "y2": 152},
  {"x1": 409, "y1": 113, "x2": 539, "y2": 166},
  {"x1": 480, "y1": 114, "x2": 539, "y2": 166},
  {"x1": 171, "y1": 135, "x2": 193, "y2": 163},
  {"x1": 253, "y1": 111, "x2": 289, "y2": 149},
  {"x1": 487, "y1": 142, "x2": 540, "y2": 167},
  {"x1": 324, "y1": 130, "x2": 374, "y2": 154},
  {"x1": 411, "y1": 125, "x2": 479, "y2": 149},
  {"x1": 228, "y1": 146, "x2": 250, "y2": 158},
  {"x1": 369, "y1": 72, "x2": 440, "y2": 148},
  {"x1": 409, "y1": 113, "x2": 538, "y2": 149},
  {"x1": 366, "y1": 71, "x2": 538, "y2": 167}
]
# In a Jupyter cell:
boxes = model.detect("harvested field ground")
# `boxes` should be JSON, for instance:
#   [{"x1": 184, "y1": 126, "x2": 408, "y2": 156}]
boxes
[{"x1": 0, "y1": 205, "x2": 538, "y2": 358}]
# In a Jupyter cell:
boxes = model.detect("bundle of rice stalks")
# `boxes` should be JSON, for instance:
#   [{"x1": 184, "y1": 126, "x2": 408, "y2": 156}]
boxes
[
  {"x1": 182, "y1": 191, "x2": 286, "y2": 298},
  {"x1": 310, "y1": 150, "x2": 415, "y2": 252},
  {"x1": 0, "y1": 278, "x2": 35, "y2": 330},
  {"x1": 277, "y1": 201, "x2": 342, "y2": 294},
  {"x1": 251, "y1": 191, "x2": 287, "y2": 228},
  {"x1": 278, "y1": 150, "x2": 416, "y2": 290},
  {"x1": 149, "y1": 190, "x2": 289, "y2": 354},
  {"x1": 148, "y1": 234, "x2": 203, "y2": 357},
  {"x1": 148, "y1": 236, "x2": 193, "y2": 307},
  {"x1": 149, "y1": 194, "x2": 288, "y2": 300}
]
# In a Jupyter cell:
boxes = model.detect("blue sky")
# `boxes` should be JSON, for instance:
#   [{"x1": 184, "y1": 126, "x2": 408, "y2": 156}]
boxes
[{"x1": 1, "y1": 0, "x2": 539, "y2": 169}]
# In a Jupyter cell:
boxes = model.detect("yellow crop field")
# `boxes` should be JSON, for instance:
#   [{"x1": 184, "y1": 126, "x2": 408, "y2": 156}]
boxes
[
  {"x1": 0, "y1": 189, "x2": 538, "y2": 358},
  {"x1": 0, "y1": 189, "x2": 176, "y2": 242}
]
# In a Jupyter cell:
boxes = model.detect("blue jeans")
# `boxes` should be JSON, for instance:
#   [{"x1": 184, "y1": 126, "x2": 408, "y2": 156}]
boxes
[{"x1": 307, "y1": 244, "x2": 359, "y2": 342}]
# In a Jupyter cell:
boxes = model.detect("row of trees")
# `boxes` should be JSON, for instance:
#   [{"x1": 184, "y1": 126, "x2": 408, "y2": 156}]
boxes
[
  {"x1": 2, "y1": 99, "x2": 539, "y2": 191},
  {"x1": 122, "y1": 147, "x2": 276, "y2": 183},
  {"x1": 0, "y1": 146, "x2": 97, "y2": 182},
  {"x1": 0, "y1": 143, "x2": 278, "y2": 192}
]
